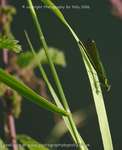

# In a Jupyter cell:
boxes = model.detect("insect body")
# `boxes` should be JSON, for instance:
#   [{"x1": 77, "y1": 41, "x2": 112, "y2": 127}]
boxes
[{"x1": 80, "y1": 39, "x2": 111, "y2": 91}]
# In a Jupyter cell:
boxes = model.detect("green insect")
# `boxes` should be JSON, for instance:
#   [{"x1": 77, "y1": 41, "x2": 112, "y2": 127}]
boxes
[{"x1": 80, "y1": 39, "x2": 111, "y2": 91}]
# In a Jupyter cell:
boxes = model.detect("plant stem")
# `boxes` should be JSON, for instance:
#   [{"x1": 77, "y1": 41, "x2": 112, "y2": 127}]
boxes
[
  {"x1": 0, "y1": 1, "x2": 18, "y2": 150},
  {"x1": 27, "y1": 1, "x2": 88, "y2": 149},
  {"x1": 7, "y1": 112, "x2": 18, "y2": 150}
]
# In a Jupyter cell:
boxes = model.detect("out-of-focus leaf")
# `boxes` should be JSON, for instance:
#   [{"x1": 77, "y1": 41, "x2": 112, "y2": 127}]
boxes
[
  {"x1": 17, "y1": 52, "x2": 34, "y2": 68},
  {"x1": 0, "y1": 138, "x2": 8, "y2": 150},
  {"x1": 83, "y1": 39, "x2": 111, "y2": 91},
  {"x1": 0, "y1": 68, "x2": 68, "y2": 116},
  {"x1": 0, "y1": 36, "x2": 22, "y2": 53},
  {"x1": 17, "y1": 48, "x2": 66, "y2": 68},
  {"x1": 17, "y1": 135, "x2": 49, "y2": 150},
  {"x1": 0, "y1": 82, "x2": 22, "y2": 118},
  {"x1": 0, "y1": 5, "x2": 16, "y2": 15},
  {"x1": 18, "y1": 145, "x2": 26, "y2": 150},
  {"x1": 0, "y1": 82, "x2": 7, "y2": 96}
]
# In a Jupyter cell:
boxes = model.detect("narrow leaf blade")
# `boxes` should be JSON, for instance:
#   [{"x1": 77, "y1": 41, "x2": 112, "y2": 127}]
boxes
[
  {"x1": 0, "y1": 68, "x2": 68, "y2": 116},
  {"x1": 17, "y1": 135, "x2": 48, "y2": 150},
  {"x1": 41, "y1": 0, "x2": 67, "y2": 25}
]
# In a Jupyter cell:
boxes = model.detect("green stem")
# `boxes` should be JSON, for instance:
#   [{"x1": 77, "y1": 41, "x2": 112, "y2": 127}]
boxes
[{"x1": 27, "y1": 1, "x2": 88, "y2": 149}]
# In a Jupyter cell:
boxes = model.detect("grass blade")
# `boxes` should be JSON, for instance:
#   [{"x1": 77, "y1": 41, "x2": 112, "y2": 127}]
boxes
[
  {"x1": 27, "y1": 1, "x2": 88, "y2": 149},
  {"x1": 0, "y1": 68, "x2": 68, "y2": 116},
  {"x1": 25, "y1": 31, "x2": 76, "y2": 143},
  {"x1": 17, "y1": 134, "x2": 49, "y2": 150},
  {"x1": 41, "y1": 0, "x2": 67, "y2": 25},
  {"x1": 40, "y1": 0, "x2": 113, "y2": 149},
  {"x1": 78, "y1": 43, "x2": 113, "y2": 150}
]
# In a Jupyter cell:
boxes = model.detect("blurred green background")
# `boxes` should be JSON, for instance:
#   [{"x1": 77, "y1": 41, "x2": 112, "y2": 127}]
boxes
[{"x1": 1, "y1": 0, "x2": 121, "y2": 149}]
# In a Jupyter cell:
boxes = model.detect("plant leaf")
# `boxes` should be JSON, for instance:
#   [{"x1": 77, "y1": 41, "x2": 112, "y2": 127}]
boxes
[
  {"x1": 27, "y1": 0, "x2": 88, "y2": 149},
  {"x1": 17, "y1": 51, "x2": 34, "y2": 68},
  {"x1": 0, "y1": 36, "x2": 22, "y2": 53},
  {"x1": 41, "y1": 0, "x2": 67, "y2": 25},
  {"x1": 17, "y1": 48, "x2": 66, "y2": 68},
  {"x1": 0, "y1": 138, "x2": 8, "y2": 150},
  {"x1": 0, "y1": 68, "x2": 68, "y2": 116},
  {"x1": 39, "y1": 0, "x2": 113, "y2": 149},
  {"x1": 25, "y1": 31, "x2": 77, "y2": 144},
  {"x1": 78, "y1": 43, "x2": 113, "y2": 150},
  {"x1": 83, "y1": 39, "x2": 111, "y2": 91},
  {"x1": 17, "y1": 135, "x2": 48, "y2": 150},
  {"x1": 34, "y1": 47, "x2": 66, "y2": 67}
]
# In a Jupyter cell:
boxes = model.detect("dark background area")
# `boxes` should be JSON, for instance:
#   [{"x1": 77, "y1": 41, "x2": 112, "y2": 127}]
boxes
[{"x1": 1, "y1": 0, "x2": 122, "y2": 149}]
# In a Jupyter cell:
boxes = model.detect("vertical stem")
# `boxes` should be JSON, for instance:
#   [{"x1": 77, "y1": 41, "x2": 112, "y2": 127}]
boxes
[
  {"x1": 7, "y1": 112, "x2": 18, "y2": 150},
  {"x1": 0, "y1": 1, "x2": 18, "y2": 150},
  {"x1": 0, "y1": 0, "x2": 9, "y2": 64},
  {"x1": 27, "y1": 1, "x2": 88, "y2": 149}
]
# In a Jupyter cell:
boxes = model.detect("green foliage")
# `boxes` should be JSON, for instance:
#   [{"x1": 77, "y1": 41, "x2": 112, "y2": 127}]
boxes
[
  {"x1": 38, "y1": 0, "x2": 113, "y2": 149},
  {"x1": 17, "y1": 47, "x2": 66, "y2": 68},
  {"x1": 25, "y1": 31, "x2": 78, "y2": 145},
  {"x1": 0, "y1": 68, "x2": 68, "y2": 116},
  {"x1": 17, "y1": 51, "x2": 34, "y2": 68},
  {"x1": 17, "y1": 135, "x2": 48, "y2": 150},
  {"x1": 0, "y1": 5, "x2": 16, "y2": 15},
  {"x1": 27, "y1": 1, "x2": 88, "y2": 150},
  {"x1": 78, "y1": 42, "x2": 113, "y2": 150},
  {"x1": 41, "y1": 0, "x2": 67, "y2": 25},
  {"x1": 0, "y1": 6, "x2": 16, "y2": 38},
  {"x1": 0, "y1": 138, "x2": 8, "y2": 150},
  {"x1": 0, "y1": 36, "x2": 22, "y2": 53}
]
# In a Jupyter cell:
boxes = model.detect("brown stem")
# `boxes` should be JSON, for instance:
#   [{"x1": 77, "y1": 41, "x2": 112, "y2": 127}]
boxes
[
  {"x1": 0, "y1": 0, "x2": 9, "y2": 64},
  {"x1": 0, "y1": 1, "x2": 18, "y2": 150},
  {"x1": 7, "y1": 112, "x2": 18, "y2": 150},
  {"x1": 0, "y1": 0, "x2": 7, "y2": 5},
  {"x1": 3, "y1": 49, "x2": 9, "y2": 65}
]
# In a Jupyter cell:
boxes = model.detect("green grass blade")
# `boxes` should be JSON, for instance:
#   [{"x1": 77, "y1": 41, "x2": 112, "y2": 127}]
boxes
[
  {"x1": 40, "y1": 0, "x2": 79, "y2": 42},
  {"x1": 27, "y1": 0, "x2": 69, "y2": 111},
  {"x1": 78, "y1": 43, "x2": 113, "y2": 150},
  {"x1": 39, "y1": 0, "x2": 113, "y2": 149},
  {"x1": 41, "y1": 0, "x2": 67, "y2": 25},
  {"x1": 0, "y1": 68, "x2": 68, "y2": 116},
  {"x1": 17, "y1": 134, "x2": 49, "y2": 150},
  {"x1": 27, "y1": 1, "x2": 88, "y2": 149},
  {"x1": 25, "y1": 31, "x2": 76, "y2": 142}
]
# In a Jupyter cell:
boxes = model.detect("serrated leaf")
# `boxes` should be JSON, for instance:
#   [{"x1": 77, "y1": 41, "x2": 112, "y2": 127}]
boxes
[
  {"x1": 0, "y1": 36, "x2": 22, "y2": 53},
  {"x1": 17, "y1": 135, "x2": 49, "y2": 150},
  {"x1": 0, "y1": 138, "x2": 8, "y2": 150},
  {"x1": 0, "y1": 68, "x2": 68, "y2": 116},
  {"x1": 83, "y1": 39, "x2": 111, "y2": 91}
]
